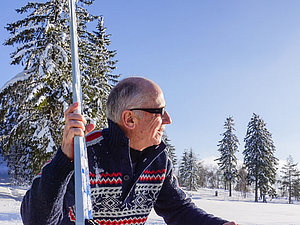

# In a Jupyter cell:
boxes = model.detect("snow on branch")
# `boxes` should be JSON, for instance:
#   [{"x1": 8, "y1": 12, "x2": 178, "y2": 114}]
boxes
[{"x1": 0, "y1": 69, "x2": 34, "y2": 93}]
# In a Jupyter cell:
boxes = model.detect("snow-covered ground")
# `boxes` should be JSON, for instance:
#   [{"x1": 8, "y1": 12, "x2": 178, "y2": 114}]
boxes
[
  {"x1": 1, "y1": 182, "x2": 299, "y2": 225},
  {"x1": 146, "y1": 188, "x2": 300, "y2": 225},
  {"x1": 0, "y1": 179, "x2": 27, "y2": 225},
  {"x1": 0, "y1": 158, "x2": 299, "y2": 225}
]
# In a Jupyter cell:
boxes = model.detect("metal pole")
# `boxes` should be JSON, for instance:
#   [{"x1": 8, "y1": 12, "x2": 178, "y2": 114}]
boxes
[{"x1": 68, "y1": 0, "x2": 93, "y2": 224}]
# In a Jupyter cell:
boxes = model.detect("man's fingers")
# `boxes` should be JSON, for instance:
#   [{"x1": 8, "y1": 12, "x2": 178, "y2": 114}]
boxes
[
  {"x1": 64, "y1": 102, "x2": 79, "y2": 118},
  {"x1": 68, "y1": 119, "x2": 86, "y2": 131},
  {"x1": 62, "y1": 103, "x2": 92, "y2": 161},
  {"x1": 64, "y1": 126, "x2": 85, "y2": 145},
  {"x1": 68, "y1": 127, "x2": 85, "y2": 138},
  {"x1": 65, "y1": 112, "x2": 87, "y2": 125}
]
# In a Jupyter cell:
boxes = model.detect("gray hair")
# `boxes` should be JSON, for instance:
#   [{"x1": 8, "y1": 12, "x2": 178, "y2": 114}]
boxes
[{"x1": 106, "y1": 78, "x2": 146, "y2": 123}]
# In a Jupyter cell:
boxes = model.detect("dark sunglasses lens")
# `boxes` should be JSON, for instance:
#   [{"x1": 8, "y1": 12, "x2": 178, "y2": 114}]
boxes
[{"x1": 161, "y1": 108, "x2": 165, "y2": 116}]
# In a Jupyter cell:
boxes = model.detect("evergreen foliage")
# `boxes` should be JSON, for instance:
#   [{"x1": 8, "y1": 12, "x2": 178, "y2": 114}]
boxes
[
  {"x1": 0, "y1": 0, "x2": 118, "y2": 183},
  {"x1": 178, "y1": 150, "x2": 189, "y2": 187},
  {"x1": 178, "y1": 148, "x2": 202, "y2": 191},
  {"x1": 216, "y1": 116, "x2": 239, "y2": 196},
  {"x1": 205, "y1": 166, "x2": 222, "y2": 189},
  {"x1": 235, "y1": 167, "x2": 250, "y2": 198},
  {"x1": 280, "y1": 155, "x2": 300, "y2": 203},
  {"x1": 162, "y1": 132, "x2": 177, "y2": 167},
  {"x1": 243, "y1": 113, "x2": 278, "y2": 202}
]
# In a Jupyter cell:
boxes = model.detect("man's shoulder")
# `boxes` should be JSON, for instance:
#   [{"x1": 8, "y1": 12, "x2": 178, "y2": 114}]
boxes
[{"x1": 86, "y1": 130, "x2": 104, "y2": 147}]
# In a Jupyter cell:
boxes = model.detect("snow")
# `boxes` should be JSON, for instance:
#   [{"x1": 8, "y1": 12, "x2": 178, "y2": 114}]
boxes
[
  {"x1": 0, "y1": 70, "x2": 32, "y2": 92},
  {"x1": 27, "y1": 83, "x2": 44, "y2": 102},
  {"x1": 0, "y1": 159, "x2": 299, "y2": 225},
  {"x1": 0, "y1": 157, "x2": 25, "y2": 224},
  {"x1": 0, "y1": 181, "x2": 26, "y2": 225},
  {"x1": 12, "y1": 46, "x2": 37, "y2": 63},
  {"x1": 33, "y1": 124, "x2": 56, "y2": 153},
  {"x1": 0, "y1": 184, "x2": 299, "y2": 224},
  {"x1": 145, "y1": 189, "x2": 300, "y2": 225}
]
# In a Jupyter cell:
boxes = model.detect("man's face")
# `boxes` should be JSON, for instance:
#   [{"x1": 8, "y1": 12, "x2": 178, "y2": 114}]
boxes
[{"x1": 131, "y1": 90, "x2": 172, "y2": 150}]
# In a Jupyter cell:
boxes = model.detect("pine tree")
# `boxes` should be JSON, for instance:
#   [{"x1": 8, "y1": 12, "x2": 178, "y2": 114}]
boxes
[
  {"x1": 216, "y1": 116, "x2": 239, "y2": 197},
  {"x1": 293, "y1": 174, "x2": 300, "y2": 201},
  {"x1": 235, "y1": 167, "x2": 249, "y2": 198},
  {"x1": 0, "y1": 75, "x2": 37, "y2": 183},
  {"x1": 280, "y1": 155, "x2": 300, "y2": 204},
  {"x1": 243, "y1": 113, "x2": 278, "y2": 202},
  {"x1": 178, "y1": 148, "x2": 201, "y2": 191},
  {"x1": 0, "y1": 0, "x2": 118, "y2": 183},
  {"x1": 205, "y1": 166, "x2": 221, "y2": 189},
  {"x1": 178, "y1": 150, "x2": 189, "y2": 187},
  {"x1": 162, "y1": 132, "x2": 177, "y2": 167}
]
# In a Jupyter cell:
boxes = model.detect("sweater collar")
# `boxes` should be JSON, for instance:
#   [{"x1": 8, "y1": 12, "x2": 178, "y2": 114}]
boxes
[{"x1": 101, "y1": 119, "x2": 129, "y2": 147}]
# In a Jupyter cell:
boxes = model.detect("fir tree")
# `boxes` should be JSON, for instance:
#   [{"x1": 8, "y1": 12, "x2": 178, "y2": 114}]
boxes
[
  {"x1": 162, "y1": 132, "x2": 177, "y2": 167},
  {"x1": 216, "y1": 116, "x2": 239, "y2": 197},
  {"x1": 280, "y1": 155, "x2": 300, "y2": 204},
  {"x1": 0, "y1": 0, "x2": 118, "y2": 183},
  {"x1": 235, "y1": 167, "x2": 249, "y2": 198},
  {"x1": 205, "y1": 166, "x2": 221, "y2": 189},
  {"x1": 243, "y1": 113, "x2": 278, "y2": 202},
  {"x1": 178, "y1": 148, "x2": 201, "y2": 191},
  {"x1": 178, "y1": 150, "x2": 189, "y2": 187}
]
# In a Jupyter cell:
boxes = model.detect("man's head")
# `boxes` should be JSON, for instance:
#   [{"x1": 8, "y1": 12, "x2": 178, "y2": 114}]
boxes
[{"x1": 106, "y1": 77, "x2": 172, "y2": 150}]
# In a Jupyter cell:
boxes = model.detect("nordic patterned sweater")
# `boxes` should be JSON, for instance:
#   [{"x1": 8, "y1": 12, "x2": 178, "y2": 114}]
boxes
[{"x1": 21, "y1": 119, "x2": 228, "y2": 225}]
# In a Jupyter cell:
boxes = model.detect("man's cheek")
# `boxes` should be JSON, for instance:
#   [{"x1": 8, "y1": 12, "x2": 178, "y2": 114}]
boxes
[{"x1": 147, "y1": 117, "x2": 160, "y2": 130}]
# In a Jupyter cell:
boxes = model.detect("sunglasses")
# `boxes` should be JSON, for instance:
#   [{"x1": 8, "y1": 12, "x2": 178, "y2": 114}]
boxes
[{"x1": 129, "y1": 107, "x2": 165, "y2": 116}]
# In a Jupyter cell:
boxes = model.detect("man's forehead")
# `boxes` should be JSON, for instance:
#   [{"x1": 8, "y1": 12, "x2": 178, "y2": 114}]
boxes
[{"x1": 141, "y1": 91, "x2": 165, "y2": 107}]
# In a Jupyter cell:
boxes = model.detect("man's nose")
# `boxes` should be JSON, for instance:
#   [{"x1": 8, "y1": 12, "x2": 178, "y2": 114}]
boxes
[{"x1": 162, "y1": 110, "x2": 172, "y2": 124}]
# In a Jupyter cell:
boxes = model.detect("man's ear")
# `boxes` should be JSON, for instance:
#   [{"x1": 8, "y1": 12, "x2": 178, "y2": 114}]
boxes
[{"x1": 121, "y1": 110, "x2": 136, "y2": 130}]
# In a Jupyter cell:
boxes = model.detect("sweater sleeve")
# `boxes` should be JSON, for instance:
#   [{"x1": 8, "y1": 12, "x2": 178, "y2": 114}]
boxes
[
  {"x1": 21, "y1": 148, "x2": 74, "y2": 225},
  {"x1": 154, "y1": 158, "x2": 228, "y2": 225}
]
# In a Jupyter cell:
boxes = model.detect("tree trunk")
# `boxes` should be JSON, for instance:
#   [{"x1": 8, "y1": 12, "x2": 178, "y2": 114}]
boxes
[
  {"x1": 255, "y1": 178, "x2": 258, "y2": 202},
  {"x1": 289, "y1": 183, "x2": 292, "y2": 204}
]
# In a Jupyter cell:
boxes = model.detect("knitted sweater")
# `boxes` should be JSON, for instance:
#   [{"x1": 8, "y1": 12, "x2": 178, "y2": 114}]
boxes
[{"x1": 21, "y1": 120, "x2": 228, "y2": 225}]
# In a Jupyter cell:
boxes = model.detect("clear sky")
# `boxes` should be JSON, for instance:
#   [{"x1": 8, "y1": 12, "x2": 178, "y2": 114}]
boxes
[{"x1": 1, "y1": 1, "x2": 300, "y2": 165}]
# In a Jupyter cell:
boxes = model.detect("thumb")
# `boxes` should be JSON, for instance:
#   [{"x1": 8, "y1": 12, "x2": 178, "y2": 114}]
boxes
[{"x1": 85, "y1": 123, "x2": 95, "y2": 135}]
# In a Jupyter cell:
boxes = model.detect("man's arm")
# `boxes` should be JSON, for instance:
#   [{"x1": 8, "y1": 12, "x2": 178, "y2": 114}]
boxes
[
  {"x1": 21, "y1": 103, "x2": 94, "y2": 224},
  {"x1": 21, "y1": 148, "x2": 74, "y2": 225},
  {"x1": 154, "y1": 157, "x2": 236, "y2": 225}
]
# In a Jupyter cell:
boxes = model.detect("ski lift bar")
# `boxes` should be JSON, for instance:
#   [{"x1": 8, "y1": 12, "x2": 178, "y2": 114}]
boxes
[{"x1": 68, "y1": 0, "x2": 93, "y2": 224}]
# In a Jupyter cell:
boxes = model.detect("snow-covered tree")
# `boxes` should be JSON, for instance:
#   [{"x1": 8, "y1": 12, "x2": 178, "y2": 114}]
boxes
[
  {"x1": 243, "y1": 113, "x2": 278, "y2": 202},
  {"x1": 235, "y1": 167, "x2": 250, "y2": 198},
  {"x1": 0, "y1": 0, "x2": 118, "y2": 183},
  {"x1": 280, "y1": 155, "x2": 300, "y2": 203},
  {"x1": 178, "y1": 150, "x2": 189, "y2": 187},
  {"x1": 0, "y1": 75, "x2": 39, "y2": 183},
  {"x1": 216, "y1": 116, "x2": 239, "y2": 197},
  {"x1": 205, "y1": 166, "x2": 222, "y2": 189},
  {"x1": 178, "y1": 148, "x2": 202, "y2": 191},
  {"x1": 162, "y1": 132, "x2": 177, "y2": 167}
]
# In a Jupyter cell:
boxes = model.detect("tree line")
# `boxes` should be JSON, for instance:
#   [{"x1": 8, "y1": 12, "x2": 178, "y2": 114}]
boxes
[{"x1": 173, "y1": 115, "x2": 300, "y2": 204}]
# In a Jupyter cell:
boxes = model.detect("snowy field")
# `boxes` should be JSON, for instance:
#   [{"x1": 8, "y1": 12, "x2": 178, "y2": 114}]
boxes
[
  {"x1": 0, "y1": 157, "x2": 299, "y2": 225},
  {"x1": 146, "y1": 188, "x2": 300, "y2": 225},
  {"x1": 0, "y1": 179, "x2": 299, "y2": 225}
]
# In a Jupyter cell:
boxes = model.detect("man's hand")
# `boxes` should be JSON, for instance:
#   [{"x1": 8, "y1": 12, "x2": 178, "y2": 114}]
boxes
[
  {"x1": 62, "y1": 102, "x2": 95, "y2": 160},
  {"x1": 223, "y1": 222, "x2": 239, "y2": 225}
]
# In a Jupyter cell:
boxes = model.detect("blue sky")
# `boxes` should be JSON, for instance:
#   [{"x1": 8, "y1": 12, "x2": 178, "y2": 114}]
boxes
[{"x1": 1, "y1": 1, "x2": 300, "y2": 165}]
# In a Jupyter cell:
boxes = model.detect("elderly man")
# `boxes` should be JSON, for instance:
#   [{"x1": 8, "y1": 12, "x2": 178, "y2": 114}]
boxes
[{"x1": 21, "y1": 77, "x2": 237, "y2": 225}]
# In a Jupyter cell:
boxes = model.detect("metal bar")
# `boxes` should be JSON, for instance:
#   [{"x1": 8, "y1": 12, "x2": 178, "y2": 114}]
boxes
[{"x1": 68, "y1": 0, "x2": 93, "y2": 224}]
